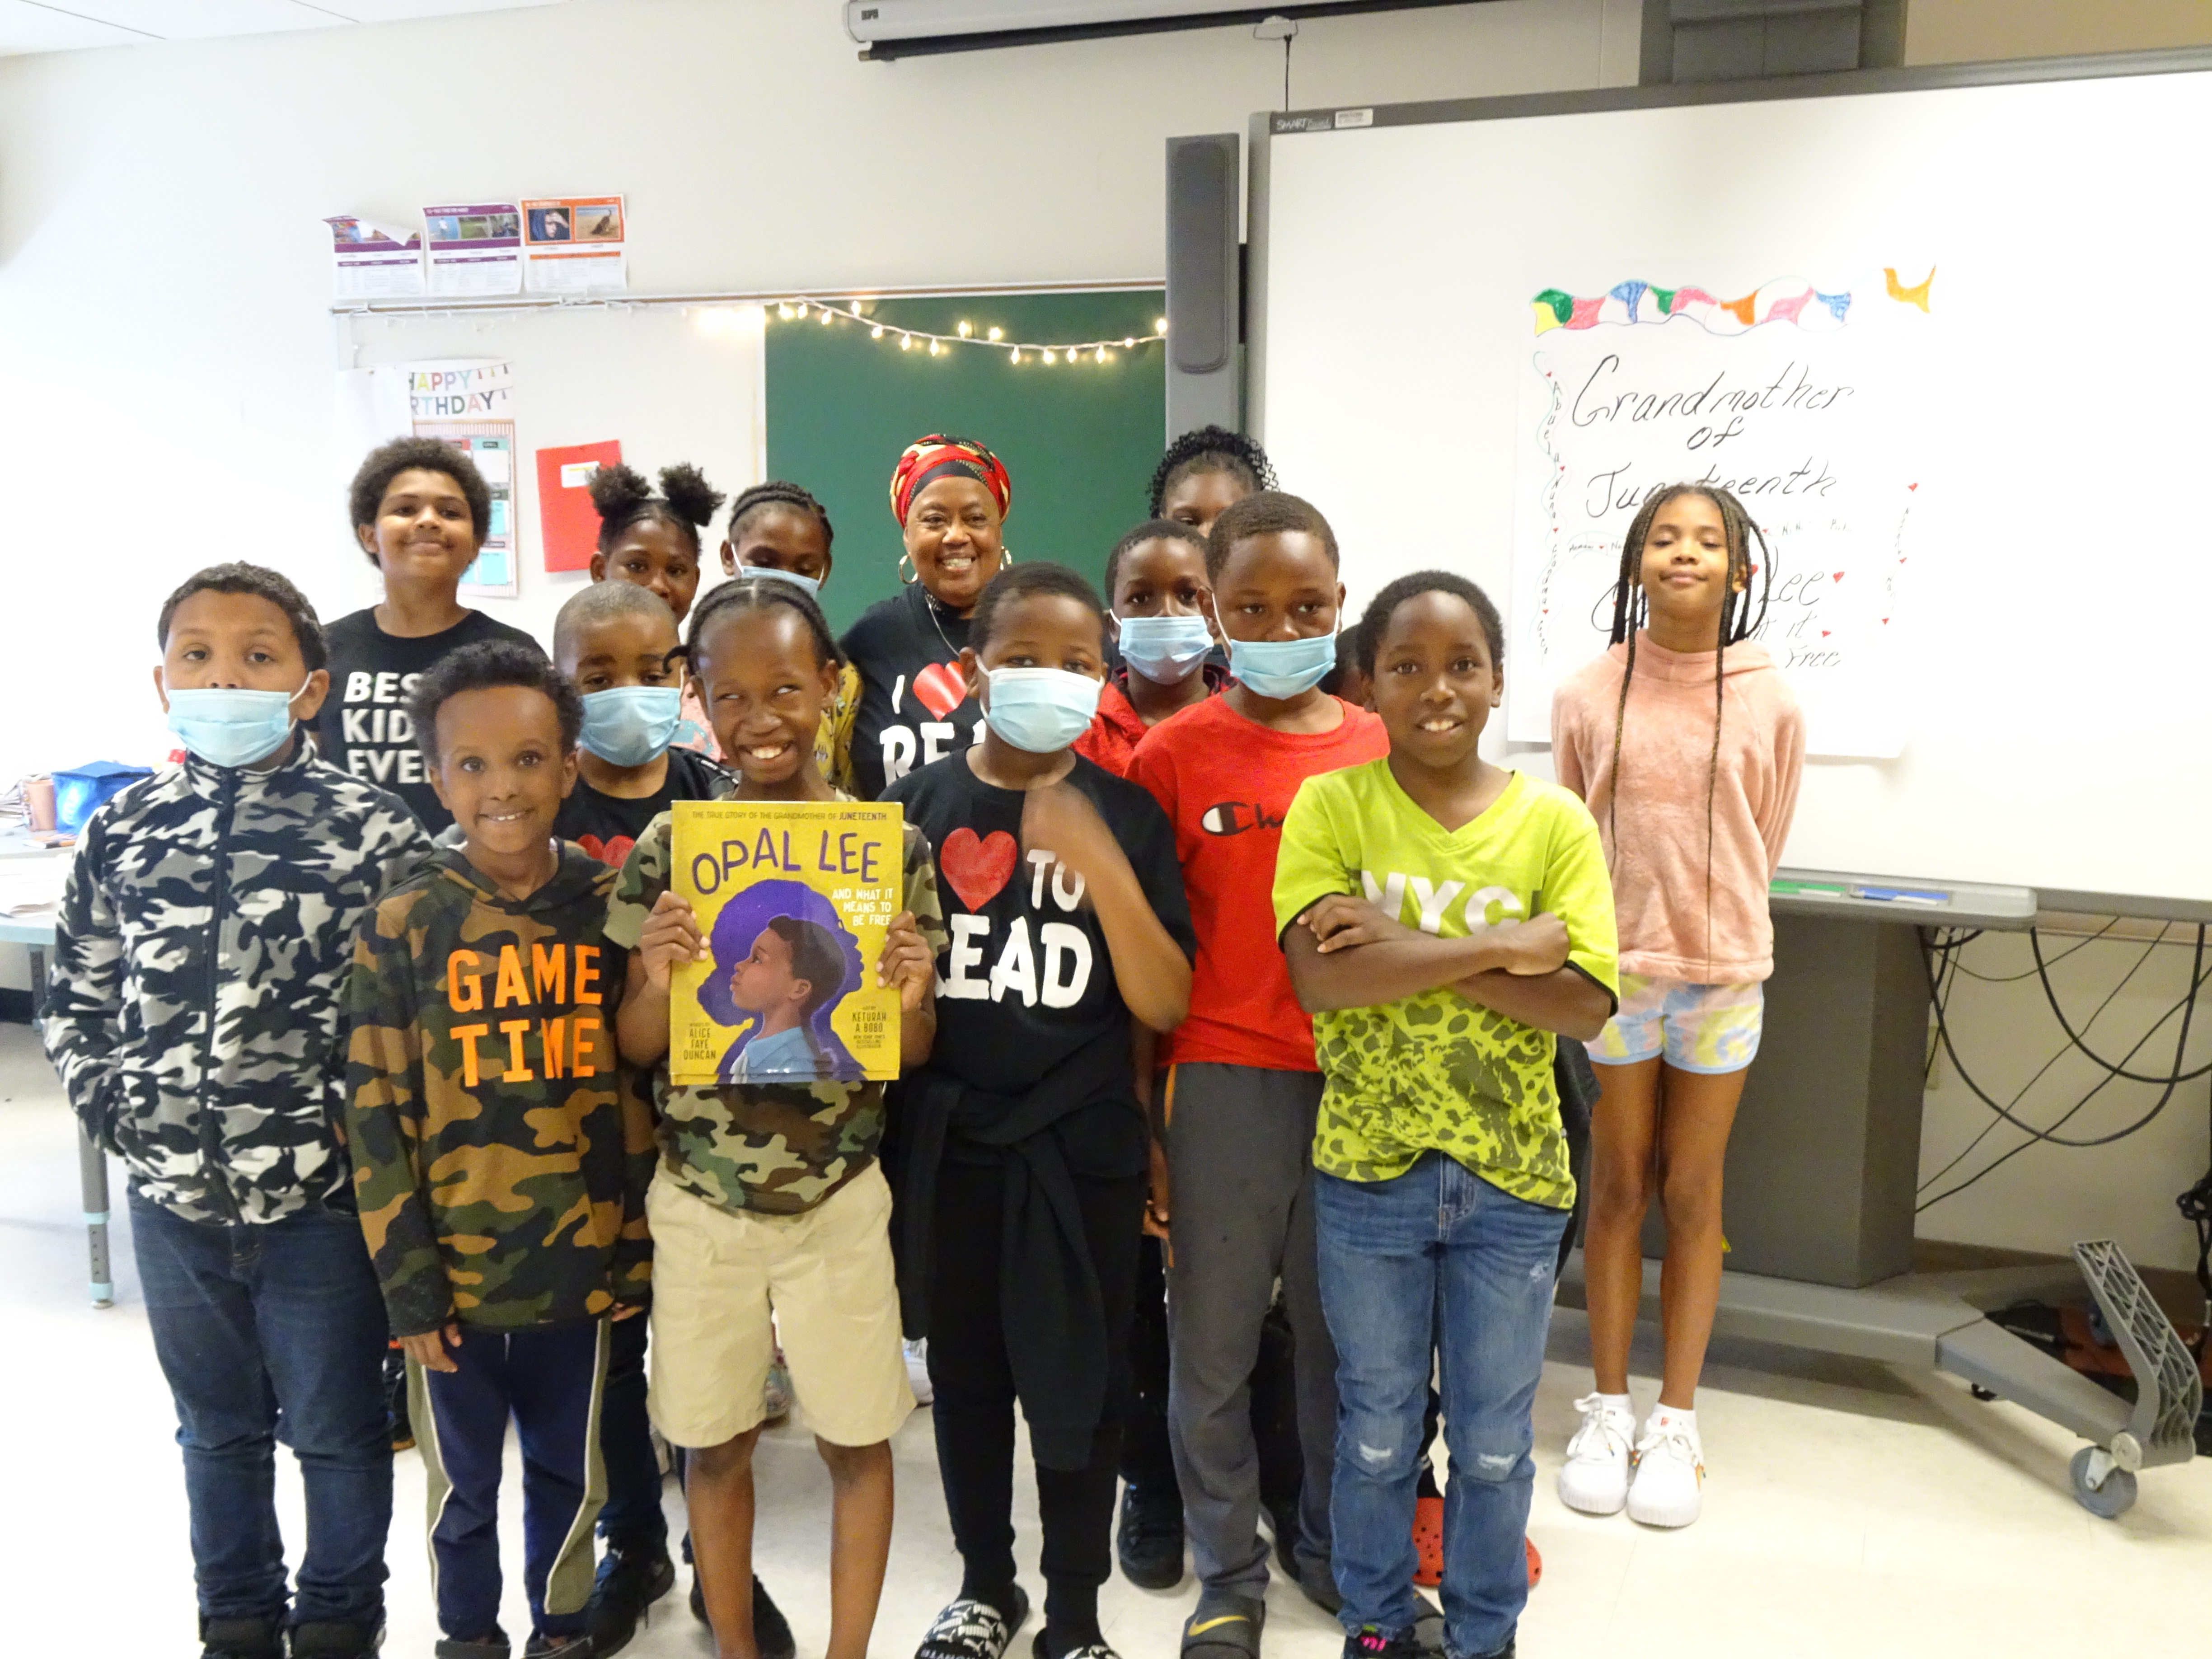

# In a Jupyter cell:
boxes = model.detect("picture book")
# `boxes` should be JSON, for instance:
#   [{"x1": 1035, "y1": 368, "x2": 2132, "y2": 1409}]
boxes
[{"x1": 670, "y1": 800, "x2": 905, "y2": 1087}]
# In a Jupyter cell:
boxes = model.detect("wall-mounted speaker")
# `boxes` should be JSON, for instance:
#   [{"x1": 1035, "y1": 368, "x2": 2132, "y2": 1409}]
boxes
[{"x1": 1165, "y1": 132, "x2": 1240, "y2": 440}]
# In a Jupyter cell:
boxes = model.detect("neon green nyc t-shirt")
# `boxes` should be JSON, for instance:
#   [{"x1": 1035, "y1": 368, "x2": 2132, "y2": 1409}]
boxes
[{"x1": 1272, "y1": 763, "x2": 1619, "y2": 1210}]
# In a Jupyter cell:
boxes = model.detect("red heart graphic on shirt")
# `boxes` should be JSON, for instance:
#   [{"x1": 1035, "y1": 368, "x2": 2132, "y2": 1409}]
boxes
[
  {"x1": 941, "y1": 828, "x2": 1017, "y2": 911},
  {"x1": 579, "y1": 833, "x2": 637, "y2": 869},
  {"x1": 912, "y1": 662, "x2": 967, "y2": 720}
]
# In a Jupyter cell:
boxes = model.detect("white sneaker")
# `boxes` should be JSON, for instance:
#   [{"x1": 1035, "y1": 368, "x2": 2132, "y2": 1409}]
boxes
[
  {"x1": 904, "y1": 1337, "x2": 934, "y2": 1405},
  {"x1": 1626, "y1": 1413, "x2": 1704, "y2": 1527},
  {"x1": 1556, "y1": 1393, "x2": 1637, "y2": 1514}
]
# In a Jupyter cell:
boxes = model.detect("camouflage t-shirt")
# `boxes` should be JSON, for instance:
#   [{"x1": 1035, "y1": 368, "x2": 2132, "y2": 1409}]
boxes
[
  {"x1": 604, "y1": 797, "x2": 946, "y2": 1217},
  {"x1": 1272, "y1": 764, "x2": 1619, "y2": 1211},
  {"x1": 346, "y1": 844, "x2": 655, "y2": 1335}
]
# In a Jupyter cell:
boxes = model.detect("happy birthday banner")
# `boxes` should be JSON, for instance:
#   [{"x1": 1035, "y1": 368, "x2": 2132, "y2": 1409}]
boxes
[{"x1": 1509, "y1": 267, "x2": 1935, "y2": 759}]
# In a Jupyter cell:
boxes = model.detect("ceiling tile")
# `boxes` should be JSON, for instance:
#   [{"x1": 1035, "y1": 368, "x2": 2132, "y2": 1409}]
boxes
[
  {"x1": 0, "y1": 0, "x2": 154, "y2": 54},
  {"x1": 0, "y1": 0, "x2": 565, "y2": 55}
]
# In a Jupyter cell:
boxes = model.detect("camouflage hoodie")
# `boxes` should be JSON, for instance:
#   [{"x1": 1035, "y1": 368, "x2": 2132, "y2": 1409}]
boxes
[
  {"x1": 346, "y1": 843, "x2": 653, "y2": 1336},
  {"x1": 44, "y1": 744, "x2": 429, "y2": 1225}
]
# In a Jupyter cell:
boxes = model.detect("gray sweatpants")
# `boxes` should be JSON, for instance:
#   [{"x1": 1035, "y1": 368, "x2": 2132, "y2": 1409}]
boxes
[{"x1": 1165, "y1": 1061, "x2": 1336, "y2": 1597}]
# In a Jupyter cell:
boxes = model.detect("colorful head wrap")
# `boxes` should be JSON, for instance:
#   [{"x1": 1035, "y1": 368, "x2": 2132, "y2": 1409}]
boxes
[{"x1": 889, "y1": 434, "x2": 1012, "y2": 527}]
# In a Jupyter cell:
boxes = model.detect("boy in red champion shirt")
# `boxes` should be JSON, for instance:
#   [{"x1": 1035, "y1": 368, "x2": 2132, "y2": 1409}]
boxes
[{"x1": 1127, "y1": 492, "x2": 1387, "y2": 1659}]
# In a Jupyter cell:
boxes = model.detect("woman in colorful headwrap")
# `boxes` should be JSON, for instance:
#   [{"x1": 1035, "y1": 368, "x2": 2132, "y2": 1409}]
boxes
[{"x1": 838, "y1": 435, "x2": 1014, "y2": 799}]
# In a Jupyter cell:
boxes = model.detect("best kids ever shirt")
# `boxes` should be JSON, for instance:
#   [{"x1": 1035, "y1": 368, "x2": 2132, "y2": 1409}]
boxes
[
  {"x1": 316, "y1": 608, "x2": 544, "y2": 831},
  {"x1": 1128, "y1": 694, "x2": 1387, "y2": 1071},
  {"x1": 601, "y1": 802, "x2": 947, "y2": 1218},
  {"x1": 345, "y1": 844, "x2": 654, "y2": 1336},
  {"x1": 1272, "y1": 764, "x2": 1619, "y2": 1211}
]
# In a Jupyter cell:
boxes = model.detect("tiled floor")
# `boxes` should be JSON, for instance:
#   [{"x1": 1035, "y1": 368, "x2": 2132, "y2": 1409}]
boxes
[{"x1": 5, "y1": 1017, "x2": 2208, "y2": 1658}]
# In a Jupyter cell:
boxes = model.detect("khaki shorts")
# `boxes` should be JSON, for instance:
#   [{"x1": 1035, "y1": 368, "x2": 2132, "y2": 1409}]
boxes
[{"x1": 646, "y1": 1163, "x2": 914, "y2": 1449}]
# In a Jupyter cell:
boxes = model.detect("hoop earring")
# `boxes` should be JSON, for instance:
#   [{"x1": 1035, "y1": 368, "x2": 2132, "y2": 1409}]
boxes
[
  {"x1": 898, "y1": 552, "x2": 917, "y2": 585},
  {"x1": 998, "y1": 546, "x2": 1015, "y2": 566}
]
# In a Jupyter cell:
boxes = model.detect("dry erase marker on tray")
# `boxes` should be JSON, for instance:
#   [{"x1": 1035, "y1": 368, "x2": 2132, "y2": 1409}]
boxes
[
  {"x1": 1770, "y1": 878, "x2": 1847, "y2": 897},
  {"x1": 1848, "y1": 884, "x2": 1949, "y2": 905}
]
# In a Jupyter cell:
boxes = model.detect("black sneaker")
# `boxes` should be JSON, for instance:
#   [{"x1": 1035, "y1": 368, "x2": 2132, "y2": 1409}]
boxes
[
  {"x1": 1115, "y1": 1482, "x2": 1185, "y2": 1590},
  {"x1": 1342, "y1": 1627, "x2": 1424, "y2": 1659},
  {"x1": 586, "y1": 1543, "x2": 675, "y2": 1655},
  {"x1": 687, "y1": 1570, "x2": 796, "y2": 1659},
  {"x1": 199, "y1": 1616, "x2": 282, "y2": 1659},
  {"x1": 289, "y1": 1619, "x2": 386, "y2": 1658},
  {"x1": 519, "y1": 1636, "x2": 589, "y2": 1658},
  {"x1": 1296, "y1": 1556, "x2": 1344, "y2": 1616}
]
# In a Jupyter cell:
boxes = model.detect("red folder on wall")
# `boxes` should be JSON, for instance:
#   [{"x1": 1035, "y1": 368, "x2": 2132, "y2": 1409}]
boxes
[{"x1": 537, "y1": 440, "x2": 622, "y2": 571}]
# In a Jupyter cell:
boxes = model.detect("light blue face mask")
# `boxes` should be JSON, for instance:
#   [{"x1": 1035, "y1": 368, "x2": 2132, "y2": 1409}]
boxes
[
  {"x1": 1228, "y1": 628, "x2": 1338, "y2": 699},
  {"x1": 1115, "y1": 613, "x2": 1214, "y2": 684},
  {"x1": 983, "y1": 667, "x2": 1102, "y2": 754},
  {"x1": 164, "y1": 684, "x2": 305, "y2": 769},
  {"x1": 738, "y1": 565, "x2": 821, "y2": 598},
  {"x1": 579, "y1": 685, "x2": 684, "y2": 767}
]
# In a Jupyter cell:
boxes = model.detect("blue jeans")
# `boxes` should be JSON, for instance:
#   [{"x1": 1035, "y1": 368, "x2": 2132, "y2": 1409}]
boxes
[
  {"x1": 1316, "y1": 1155, "x2": 1569, "y2": 1659},
  {"x1": 129, "y1": 1187, "x2": 393, "y2": 1626}
]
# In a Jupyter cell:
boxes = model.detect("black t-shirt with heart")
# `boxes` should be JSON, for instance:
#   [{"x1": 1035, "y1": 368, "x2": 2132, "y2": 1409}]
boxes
[
  {"x1": 884, "y1": 750, "x2": 1195, "y2": 1165},
  {"x1": 839, "y1": 582, "x2": 989, "y2": 801},
  {"x1": 554, "y1": 745, "x2": 732, "y2": 870}
]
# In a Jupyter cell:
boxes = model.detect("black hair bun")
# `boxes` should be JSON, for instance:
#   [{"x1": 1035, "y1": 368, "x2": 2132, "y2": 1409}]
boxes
[
  {"x1": 659, "y1": 463, "x2": 726, "y2": 528},
  {"x1": 587, "y1": 462, "x2": 654, "y2": 522}
]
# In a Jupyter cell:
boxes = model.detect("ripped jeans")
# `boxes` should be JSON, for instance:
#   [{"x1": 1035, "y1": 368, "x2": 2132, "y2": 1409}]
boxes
[{"x1": 1315, "y1": 1154, "x2": 1568, "y2": 1659}]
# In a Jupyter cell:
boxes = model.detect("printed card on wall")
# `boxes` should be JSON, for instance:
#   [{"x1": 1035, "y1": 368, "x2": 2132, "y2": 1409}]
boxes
[
  {"x1": 1509, "y1": 267, "x2": 1935, "y2": 758},
  {"x1": 521, "y1": 196, "x2": 626, "y2": 293},
  {"x1": 670, "y1": 801, "x2": 903, "y2": 1087},
  {"x1": 324, "y1": 216, "x2": 423, "y2": 299},
  {"x1": 423, "y1": 202, "x2": 523, "y2": 295}
]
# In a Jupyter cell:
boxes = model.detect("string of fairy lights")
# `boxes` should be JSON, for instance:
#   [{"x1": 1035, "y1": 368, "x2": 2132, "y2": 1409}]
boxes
[{"x1": 743, "y1": 296, "x2": 1168, "y2": 366}]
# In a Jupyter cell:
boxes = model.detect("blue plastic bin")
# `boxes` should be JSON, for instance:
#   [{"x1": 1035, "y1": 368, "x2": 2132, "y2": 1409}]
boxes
[{"x1": 54, "y1": 762, "x2": 154, "y2": 835}]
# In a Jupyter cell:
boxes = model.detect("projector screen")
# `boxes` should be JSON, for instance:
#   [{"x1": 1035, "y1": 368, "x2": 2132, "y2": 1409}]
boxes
[{"x1": 1253, "y1": 55, "x2": 2212, "y2": 911}]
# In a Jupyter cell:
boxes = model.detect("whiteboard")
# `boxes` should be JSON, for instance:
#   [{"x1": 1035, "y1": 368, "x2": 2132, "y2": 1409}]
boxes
[{"x1": 1255, "y1": 58, "x2": 2212, "y2": 908}]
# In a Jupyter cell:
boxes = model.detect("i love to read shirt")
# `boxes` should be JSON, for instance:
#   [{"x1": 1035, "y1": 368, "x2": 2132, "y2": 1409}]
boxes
[
  {"x1": 839, "y1": 584, "x2": 987, "y2": 800},
  {"x1": 884, "y1": 753, "x2": 1194, "y2": 1158},
  {"x1": 1271, "y1": 764, "x2": 1619, "y2": 1210},
  {"x1": 316, "y1": 609, "x2": 545, "y2": 831},
  {"x1": 1128, "y1": 694, "x2": 1387, "y2": 1072}
]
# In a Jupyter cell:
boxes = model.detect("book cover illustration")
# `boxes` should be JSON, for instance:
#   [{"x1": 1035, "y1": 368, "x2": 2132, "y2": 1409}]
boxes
[{"x1": 670, "y1": 800, "x2": 904, "y2": 1087}]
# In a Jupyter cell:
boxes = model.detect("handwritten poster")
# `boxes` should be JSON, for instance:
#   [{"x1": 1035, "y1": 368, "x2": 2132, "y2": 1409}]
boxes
[
  {"x1": 670, "y1": 801, "x2": 904, "y2": 1087},
  {"x1": 1510, "y1": 271, "x2": 1933, "y2": 758}
]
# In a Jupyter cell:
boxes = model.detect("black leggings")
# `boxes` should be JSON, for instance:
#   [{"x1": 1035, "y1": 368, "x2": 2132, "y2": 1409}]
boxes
[{"x1": 928, "y1": 1157, "x2": 1144, "y2": 1635}]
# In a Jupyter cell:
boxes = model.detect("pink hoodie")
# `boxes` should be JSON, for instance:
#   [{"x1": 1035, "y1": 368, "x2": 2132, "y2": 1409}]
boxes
[{"x1": 1551, "y1": 633, "x2": 1805, "y2": 983}]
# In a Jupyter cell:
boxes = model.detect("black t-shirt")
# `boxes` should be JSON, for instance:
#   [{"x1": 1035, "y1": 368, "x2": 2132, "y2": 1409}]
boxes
[
  {"x1": 885, "y1": 752, "x2": 1195, "y2": 1167},
  {"x1": 555, "y1": 746, "x2": 732, "y2": 870},
  {"x1": 839, "y1": 584, "x2": 988, "y2": 801},
  {"x1": 317, "y1": 608, "x2": 544, "y2": 831}
]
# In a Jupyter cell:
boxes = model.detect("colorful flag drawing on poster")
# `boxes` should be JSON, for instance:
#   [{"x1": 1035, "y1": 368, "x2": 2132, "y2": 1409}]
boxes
[
  {"x1": 670, "y1": 801, "x2": 904, "y2": 1087},
  {"x1": 1510, "y1": 267, "x2": 1934, "y2": 759}
]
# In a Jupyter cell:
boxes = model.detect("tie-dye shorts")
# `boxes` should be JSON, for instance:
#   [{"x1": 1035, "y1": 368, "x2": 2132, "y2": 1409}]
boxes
[{"x1": 1586, "y1": 973, "x2": 1764, "y2": 1074}]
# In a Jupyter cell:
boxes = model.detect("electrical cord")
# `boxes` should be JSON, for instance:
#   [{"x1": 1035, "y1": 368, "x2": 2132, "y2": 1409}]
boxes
[
  {"x1": 2030, "y1": 923, "x2": 2212, "y2": 1084},
  {"x1": 1947, "y1": 917, "x2": 2118, "y2": 982},
  {"x1": 1916, "y1": 927, "x2": 2162, "y2": 1194},
  {"x1": 1917, "y1": 924, "x2": 2207, "y2": 1211}
]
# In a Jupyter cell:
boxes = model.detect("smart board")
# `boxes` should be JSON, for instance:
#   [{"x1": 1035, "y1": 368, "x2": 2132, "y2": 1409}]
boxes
[{"x1": 1253, "y1": 54, "x2": 2212, "y2": 909}]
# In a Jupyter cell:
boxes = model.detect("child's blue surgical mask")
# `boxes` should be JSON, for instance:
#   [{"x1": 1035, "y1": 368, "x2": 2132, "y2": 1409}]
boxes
[
  {"x1": 579, "y1": 685, "x2": 684, "y2": 767},
  {"x1": 164, "y1": 684, "x2": 306, "y2": 769},
  {"x1": 1115, "y1": 614, "x2": 1214, "y2": 685},
  {"x1": 982, "y1": 667, "x2": 1101, "y2": 754},
  {"x1": 739, "y1": 565, "x2": 821, "y2": 598},
  {"x1": 1228, "y1": 629, "x2": 1337, "y2": 699}
]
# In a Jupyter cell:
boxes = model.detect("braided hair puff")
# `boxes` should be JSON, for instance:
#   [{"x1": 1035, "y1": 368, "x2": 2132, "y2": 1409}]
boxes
[
  {"x1": 727, "y1": 480, "x2": 835, "y2": 555},
  {"x1": 588, "y1": 462, "x2": 726, "y2": 556},
  {"x1": 1147, "y1": 425, "x2": 1278, "y2": 518},
  {"x1": 1603, "y1": 484, "x2": 1775, "y2": 977}
]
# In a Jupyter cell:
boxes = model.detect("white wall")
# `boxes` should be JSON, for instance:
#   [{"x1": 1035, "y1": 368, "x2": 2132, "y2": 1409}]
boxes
[{"x1": 2, "y1": 0, "x2": 2202, "y2": 1272}]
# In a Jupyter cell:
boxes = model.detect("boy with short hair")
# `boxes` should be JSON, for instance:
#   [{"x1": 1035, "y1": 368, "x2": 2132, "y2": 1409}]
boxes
[
  {"x1": 346, "y1": 639, "x2": 654, "y2": 1659},
  {"x1": 46, "y1": 563, "x2": 429, "y2": 1659},
  {"x1": 1127, "y1": 492, "x2": 1390, "y2": 1658},
  {"x1": 319, "y1": 436, "x2": 543, "y2": 832}
]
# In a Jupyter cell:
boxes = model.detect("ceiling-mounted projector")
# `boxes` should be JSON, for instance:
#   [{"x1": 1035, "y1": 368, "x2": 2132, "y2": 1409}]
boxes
[{"x1": 845, "y1": 0, "x2": 1464, "y2": 58}]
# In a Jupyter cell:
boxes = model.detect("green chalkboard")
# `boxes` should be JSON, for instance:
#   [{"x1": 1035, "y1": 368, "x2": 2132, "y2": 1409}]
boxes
[{"x1": 764, "y1": 290, "x2": 1167, "y2": 636}]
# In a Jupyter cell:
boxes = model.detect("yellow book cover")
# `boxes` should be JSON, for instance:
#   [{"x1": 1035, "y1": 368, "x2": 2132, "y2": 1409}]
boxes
[{"x1": 670, "y1": 800, "x2": 904, "y2": 1087}]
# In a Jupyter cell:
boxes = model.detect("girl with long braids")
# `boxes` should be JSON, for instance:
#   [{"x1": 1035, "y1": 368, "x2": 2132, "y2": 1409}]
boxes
[{"x1": 1548, "y1": 484, "x2": 1804, "y2": 1529}]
